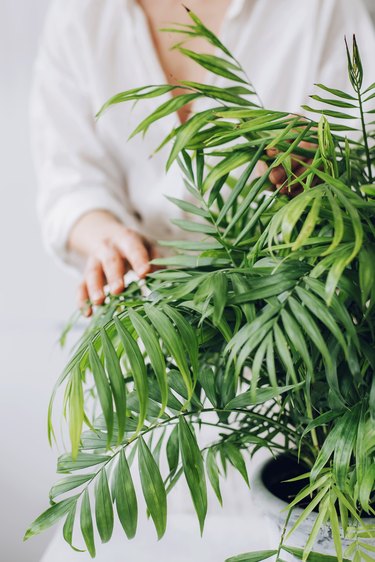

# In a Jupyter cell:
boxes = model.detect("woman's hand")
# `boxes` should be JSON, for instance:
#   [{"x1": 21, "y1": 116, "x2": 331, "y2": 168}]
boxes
[
  {"x1": 267, "y1": 140, "x2": 317, "y2": 197},
  {"x1": 68, "y1": 211, "x2": 153, "y2": 316}
]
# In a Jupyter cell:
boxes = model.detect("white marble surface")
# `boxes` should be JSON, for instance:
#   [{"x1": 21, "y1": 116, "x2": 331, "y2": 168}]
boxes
[
  {"x1": 40, "y1": 453, "x2": 277, "y2": 562},
  {"x1": 41, "y1": 513, "x2": 273, "y2": 562}
]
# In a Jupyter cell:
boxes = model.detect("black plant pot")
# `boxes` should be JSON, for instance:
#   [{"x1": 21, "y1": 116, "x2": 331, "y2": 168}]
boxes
[{"x1": 251, "y1": 455, "x2": 374, "y2": 561}]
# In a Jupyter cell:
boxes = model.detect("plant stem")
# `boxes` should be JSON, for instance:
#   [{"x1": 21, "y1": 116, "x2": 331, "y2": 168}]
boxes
[
  {"x1": 357, "y1": 86, "x2": 373, "y2": 182},
  {"x1": 276, "y1": 510, "x2": 292, "y2": 560}
]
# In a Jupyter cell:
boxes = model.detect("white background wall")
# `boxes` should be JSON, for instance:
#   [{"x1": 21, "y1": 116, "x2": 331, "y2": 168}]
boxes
[
  {"x1": 0, "y1": 2, "x2": 374, "y2": 562},
  {"x1": 368, "y1": 0, "x2": 375, "y2": 18},
  {"x1": 0, "y1": 2, "x2": 76, "y2": 562}
]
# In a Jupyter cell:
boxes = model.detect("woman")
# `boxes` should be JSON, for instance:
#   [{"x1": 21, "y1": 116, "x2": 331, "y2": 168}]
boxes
[{"x1": 32, "y1": 1, "x2": 375, "y2": 560}]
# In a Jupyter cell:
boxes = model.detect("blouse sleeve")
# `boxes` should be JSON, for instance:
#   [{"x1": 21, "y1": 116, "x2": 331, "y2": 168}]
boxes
[{"x1": 30, "y1": 0, "x2": 135, "y2": 274}]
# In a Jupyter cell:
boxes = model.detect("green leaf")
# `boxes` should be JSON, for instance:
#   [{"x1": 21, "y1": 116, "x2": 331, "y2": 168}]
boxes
[
  {"x1": 183, "y1": 10, "x2": 234, "y2": 58},
  {"x1": 286, "y1": 484, "x2": 330, "y2": 539},
  {"x1": 202, "y1": 151, "x2": 254, "y2": 194},
  {"x1": 279, "y1": 189, "x2": 320, "y2": 245},
  {"x1": 360, "y1": 184, "x2": 375, "y2": 196},
  {"x1": 287, "y1": 298, "x2": 334, "y2": 377},
  {"x1": 295, "y1": 287, "x2": 347, "y2": 354},
  {"x1": 161, "y1": 304, "x2": 199, "y2": 385},
  {"x1": 304, "y1": 277, "x2": 359, "y2": 348},
  {"x1": 225, "y1": 551, "x2": 277, "y2": 562},
  {"x1": 89, "y1": 343, "x2": 114, "y2": 447},
  {"x1": 300, "y1": 412, "x2": 340, "y2": 443},
  {"x1": 166, "y1": 425, "x2": 180, "y2": 477},
  {"x1": 145, "y1": 304, "x2": 193, "y2": 401},
  {"x1": 198, "y1": 367, "x2": 217, "y2": 407},
  {"x1": 359, "y1": 247, "x2": 375, "y2": 308},
  {"x1": 322, "y1": 191, "x2": 344, "y2": 256},
  {"x1": 167, "y1": 109, "x2": 222, "y2": 169},
  {"x1": 303, "y1": 493, "x2": 330, "y2": 559},
  {"x1": 280, "y1": 309, "x2": 313, "y2": 375},
  {"x1": 223, "y1": 443, "x2": 249, "y2": 487},
  {"x1": 273, "y1": 323, "x2": 298, "y2": 385},
  {"x1": 310, "y1": 95, "x2": 357, "y2": 109},
  {"x1": 229, "y1": 272, "x2": 301, "y2": 303},
  {"x1": 95, "y1": 469, "x2": 114, "y2": 543},
  {"x1": 178, "y1": 48, "x2": 247, "y2": 84},
  {"x1": 325, "y1": 250, "x2": 353, "y2": 306},
  {"x1": 227, "y1": 384, "x2": 301, "y2": 409},
  {"x1": 302, "y1": 106, "x2": 356, "y2": 120},
  {"x1": 216, "y1": 145, "x2": 266, "y2": 224},
  {"x1": 345, "y1": 34, "x2": 363, "y2": 90},
  {"x1": 114, "y1": 316, "x2": 148, "y2": 433},
  {"x1": 131, "y1": 93, "x2": 201, "y2": 138},
  {"x1": 292, "y1": 196, "x2": 321, "y2": 251},
  {"x1": 63, "y1": 503, "x2": 82, "y2": 551},
  {"x1": 128, "y1": 309, "x2": 168, "y2": 417},
  {"x1": 80, "y1": 490, "x2": 96, "y2": 558},
  {"x1": 333, "y1": 403, "x2": 361, "y2": 490},
  {"x1": 138, "y1": 437, "x2": 167, "y2": 539},
  {"x1": 315, "y1": 83, "x2": 356, "y2": 100},
  {"x1": 328, "y1": 492, "x2": 343, "y2": 562},
  {"x1": 165, "y1": 195, "x2": 209, "y2": 218},
  {"x1": 359, "y1": 464, "x2": 375, "y2": 512},
  {"x1": 282, "y1": 545, "x2": 350, "y2": 561},
  {"x1": 97, "y1": 85, "x2": 178, "y2": 117},
  {"x1": 159, "y1": 239, "x2": 222, "y2": 251},
  {"x1": 167, "y1": 369, "x2": 200, "y2": 408},
  {"x1": 101, "y1": 328, "x2": 127, "y2": 444},
  {"x1": 179, "y1": 416, "x2": 207, "y2": 533},
  {"x1": 206, "y1": 449, "x2": 222, "y2": 505},
  {"x1": 24, "y1": 496, "x2": 79, "y2": 541},
  {"x1": 57, "y1": 452, "x2": 108, "y2": 473},
  {"x1": 114, "y1": 450, "x2": 138, "y2": 539},
  {"x1": 69, "y1": 365, "x2": 84, "y2": 459},
  {"x1": 213, "y1": 272, "x2": 228, "y2": 325},
  {"x1": 151, "y1": 254, "x2": 229, "y2": 268},
  {"x1": 170, "y1": 218, "x2": 217, "y2": 234},
  {"x1": 311, "y1": 406, "x2": 360, "y2": 480},
  {"x1": 181, "y1": 81, "x2": 256, "y2": 106},
  {"x1": 50, "y1": 474, "x2": 94, "y2": 500}
]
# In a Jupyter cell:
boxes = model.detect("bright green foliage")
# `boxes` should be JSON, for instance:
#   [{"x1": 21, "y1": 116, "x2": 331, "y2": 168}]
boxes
[{"x1": 25, "y1": 14, "x2": 375, "y2": 562}]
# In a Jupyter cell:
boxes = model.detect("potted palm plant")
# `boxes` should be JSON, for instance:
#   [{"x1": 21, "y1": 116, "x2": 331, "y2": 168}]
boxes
[{"x1": 25, "y1": 11, "x2": 375, "y2": 562}]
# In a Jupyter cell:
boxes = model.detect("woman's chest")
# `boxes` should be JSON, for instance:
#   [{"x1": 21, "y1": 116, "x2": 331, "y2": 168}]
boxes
[{"x1": 135, "y1": 0, "x2": 232, "y2": 122}]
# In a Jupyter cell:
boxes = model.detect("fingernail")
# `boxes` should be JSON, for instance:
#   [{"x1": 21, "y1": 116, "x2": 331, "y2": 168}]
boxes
[
  {"x1": 138, "y1": 265, "x2": 150, "y2": 277},
  {"x1": 110, "y1": 281, "x2": 123, "y2": 293},
  {"x1": 92, "y1": 292, "x2": 104, "y2": 302}
]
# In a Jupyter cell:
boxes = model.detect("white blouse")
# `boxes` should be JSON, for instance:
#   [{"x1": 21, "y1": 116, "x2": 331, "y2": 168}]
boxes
[{"x1": 31, "y1": 0, "x2": 375, "y2": 273}]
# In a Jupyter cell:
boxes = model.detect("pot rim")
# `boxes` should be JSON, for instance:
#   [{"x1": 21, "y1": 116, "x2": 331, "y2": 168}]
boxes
[
  {"x1": 252, "y1": 454, "x2": 294, "y2": 514},
  {"x1": 251, "y1": 454, "x2": 375, "y2": 523}
]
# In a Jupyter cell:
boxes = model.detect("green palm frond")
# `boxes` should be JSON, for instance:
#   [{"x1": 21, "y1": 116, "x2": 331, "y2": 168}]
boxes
[{"x1": 26, "y1": 15, "x2": 375, "y2": 562}]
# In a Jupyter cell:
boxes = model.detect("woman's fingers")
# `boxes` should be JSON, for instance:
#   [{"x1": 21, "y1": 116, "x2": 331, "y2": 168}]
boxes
[
  {"x1": 85, "y1": 257, "x2": 106, "y2": 305},
  {"x1": 98, "y1": 240, "x2": 127, "y2": 294},
  {"x1": 277, "y1": 160, "x2": 313, "y2": 197},
  {"x1": 269, "y1": 153, "x2": 309, "y2": 186},
  {"x1": 267, "y1": 139, "x2": 317, "y2": 187},
  {"x1": 77, "y1": 281, "x2": 92, "y2": 317},
  {"x1": 115, "y1": 228, "x2": 152, "y2": 278},
  {"x1": 77, "y1": 227, "x2": 154, "y2": 317}
]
